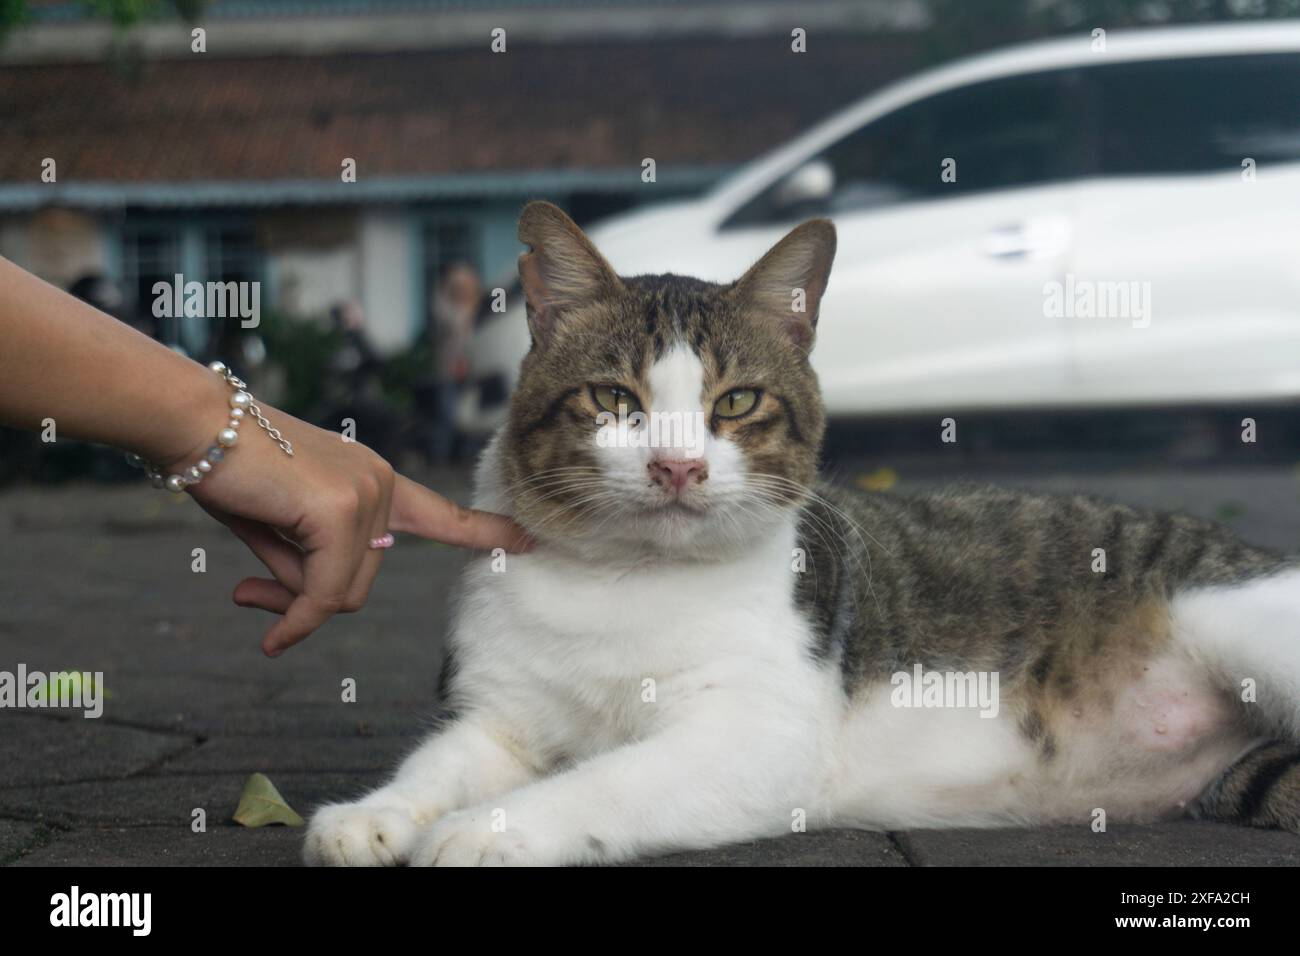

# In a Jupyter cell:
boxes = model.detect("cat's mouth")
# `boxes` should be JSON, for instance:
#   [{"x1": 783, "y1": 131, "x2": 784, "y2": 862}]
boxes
[{"x1": 640, "y1": 498, "x2": 710, "y2": 517}]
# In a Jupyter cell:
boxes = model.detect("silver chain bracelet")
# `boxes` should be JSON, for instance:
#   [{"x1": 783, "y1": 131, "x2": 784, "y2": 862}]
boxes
[{"x1": 125, "y1": 361, "x2": 293, "y2": 493}]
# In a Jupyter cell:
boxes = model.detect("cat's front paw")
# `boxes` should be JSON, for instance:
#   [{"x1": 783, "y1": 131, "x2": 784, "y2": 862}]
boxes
[
  {"x1": 409, "y1": 808, "x2": 549, "y2": 867},
  {"x1": 303, "y1": 801, "x2": 422, "y2": 867}
]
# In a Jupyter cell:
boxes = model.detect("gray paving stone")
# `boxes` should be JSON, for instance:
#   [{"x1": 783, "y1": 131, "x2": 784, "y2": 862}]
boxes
[
  {"x1": 9, "y1": 820, "x2": 904, "y2": 867},
  {"x1": 896, "y1": 822, "x2": 1300, "y2": 867},
  {"x1": 0, "y1": 771, "x2": 385, "y2": 828},
  {"x1": 84, "y1": 674, "x2": 285, "y2": 731},
  {"x1": 146, "y1": 703, "x2": 434, "y2": 737},
  {"x1": 13, "y1": 825, "x2": 304, "y2": 867},
  {"x1": 1, "y1": 618, "x2": 444, "y2": 688},
  {"x1": 261, "y1": 666, "x2": 442, "y2": 707},
  {"x1": 633, "y1": 828, "x2": 907, "y2": 866},
  {"x1": 0, "y1": 675, "x2": 437, "y2": 739},
  {"x1": 0, "y1": 714, "x2": 195, "y2": 786},
  {"x1": 0, "y1": 820, "x2": 47, "y2": 864},
  {"x1": 158, "y1": 735, "x2": 418, "y2": 774}
]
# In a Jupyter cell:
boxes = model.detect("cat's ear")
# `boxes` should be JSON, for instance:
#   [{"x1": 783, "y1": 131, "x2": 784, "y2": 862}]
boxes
[
  {"x1": 517, "y1": 201, "x2": 623, "y2": 343},
  {"x1": 728, "y1": 219, "x2": 836, "y2": 350}
]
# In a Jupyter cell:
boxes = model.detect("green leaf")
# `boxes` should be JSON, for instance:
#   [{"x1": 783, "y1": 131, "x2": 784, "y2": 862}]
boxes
[
  {"x1": 30, "y1": 672, "x2": 112, "y2": 705},
  {"x1": 232, "y1": 773, "x2": 305, "y2": 828}
]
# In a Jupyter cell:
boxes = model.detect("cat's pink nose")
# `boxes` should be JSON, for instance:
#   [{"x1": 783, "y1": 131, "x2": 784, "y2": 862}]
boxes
[{"x1": 649, "y1": 457, "x2": 708, "y2": 492}]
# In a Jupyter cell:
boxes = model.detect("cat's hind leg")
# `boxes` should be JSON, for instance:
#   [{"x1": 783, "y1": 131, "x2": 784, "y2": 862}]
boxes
[
  {"x1": 1173, "y1": 565, "x2": 1300, "y2": 833},
  {"x1": 1191, "y1": 740, "x2": 1300, "y2": 832},
  {"x1": 304, "y1": 717, "x2": 538, "y2": 866},
  {"x1": 1173, "y1": 565, "x2": 1300, "y2": 742}
]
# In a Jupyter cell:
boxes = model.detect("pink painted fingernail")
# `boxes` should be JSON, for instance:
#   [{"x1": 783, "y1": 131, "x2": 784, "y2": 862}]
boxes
[{"x1": 369, "y1": 533, "x2": 395, "y2": 550}]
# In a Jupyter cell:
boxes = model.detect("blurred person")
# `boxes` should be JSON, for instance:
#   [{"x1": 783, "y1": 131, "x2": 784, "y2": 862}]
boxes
[
  {"x1": 0, "y1": 256, "x2": 529, "y2": 655},
  {"x1": 427, "y1": 261, "x2": 481, "y2": 464},
  {"x1": 327, "y1": 299, "x2": 384, "y2": 404},
  {"x1": 321, "y1": 298, "x2": 402, "y2": 462}
]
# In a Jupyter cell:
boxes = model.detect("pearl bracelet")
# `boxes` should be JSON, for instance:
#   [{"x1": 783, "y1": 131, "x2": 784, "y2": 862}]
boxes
[{"x1": 126, "y1": 361, "x2": 293, "y2": 493}]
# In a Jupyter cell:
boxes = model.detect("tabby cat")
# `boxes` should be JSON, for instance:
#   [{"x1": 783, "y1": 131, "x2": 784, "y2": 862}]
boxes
[{"x1": 305, "y1": 201, "x2": 1300, "y2": 866}]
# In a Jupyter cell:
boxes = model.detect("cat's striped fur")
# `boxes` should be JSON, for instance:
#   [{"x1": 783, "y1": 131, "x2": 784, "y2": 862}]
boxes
[{"x1": 798, "y1": 484, "x2": 1300, "y2": 830}]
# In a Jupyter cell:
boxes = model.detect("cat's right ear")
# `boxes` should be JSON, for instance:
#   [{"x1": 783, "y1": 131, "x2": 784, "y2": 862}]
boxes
[{"x1": 517, "y1": 201, "x2": 623, "y2": 343}]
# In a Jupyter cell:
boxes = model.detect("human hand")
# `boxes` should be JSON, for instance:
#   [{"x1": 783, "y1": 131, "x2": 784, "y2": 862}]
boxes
[{"x1": 159, "y1": 379, "x2": 529, "y2": 656}]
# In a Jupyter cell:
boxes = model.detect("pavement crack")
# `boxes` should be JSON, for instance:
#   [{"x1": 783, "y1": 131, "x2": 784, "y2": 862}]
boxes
[
  {"x1": 0, "y1": 820, "x2": 64, "y2": 866},
  {"x1": 887, "y1": 831, "x2": 921, "y2": 866},
  {"x1": 127, "y1": 735, "x2": 207, "y2": 778}
]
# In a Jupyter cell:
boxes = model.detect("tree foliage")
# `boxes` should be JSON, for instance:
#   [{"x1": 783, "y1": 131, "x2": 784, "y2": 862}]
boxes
[
  {"x1": 1, "y1": 0, "x2": 202, "y2": 45},
  {"x1": 923, "y1": 0, "x2": 1300, "y2": 63}
]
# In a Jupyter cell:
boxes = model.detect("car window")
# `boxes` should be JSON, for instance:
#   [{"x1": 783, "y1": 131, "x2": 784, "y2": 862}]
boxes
[
  {"x1": 724, "y1": 68, "x2": 1081, "y2": 227},
  {"x1": 1090, "y1": 53, "x2": 1300, "y2": 176}
]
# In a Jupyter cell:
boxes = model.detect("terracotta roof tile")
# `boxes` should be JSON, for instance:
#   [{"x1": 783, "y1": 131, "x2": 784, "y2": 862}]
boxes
[{"x1": 0, "y1": 37, "x2": 917, "y2": 184}]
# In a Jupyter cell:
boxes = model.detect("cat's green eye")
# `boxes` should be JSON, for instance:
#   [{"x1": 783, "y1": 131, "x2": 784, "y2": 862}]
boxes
[
  {"x1": 714, "y1": 389, "x2": 760, "y2": 419},
  {"x1": 592, "y1": 385, "x2": 643, "y2": 417}
]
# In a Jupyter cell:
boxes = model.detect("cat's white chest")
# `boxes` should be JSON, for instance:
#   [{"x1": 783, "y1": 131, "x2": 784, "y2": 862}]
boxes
[
  {"x1": 468, "y1": 536, "x2": 803, "y2": 660},
  {"x1": 452, "y1": 539, "x2": 818, "y2": 760}
]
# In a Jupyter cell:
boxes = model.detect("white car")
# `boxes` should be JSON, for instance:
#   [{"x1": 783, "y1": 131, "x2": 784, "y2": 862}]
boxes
[{"x1": 462, "y1": 22, "x2": 1300, "y2": 436}]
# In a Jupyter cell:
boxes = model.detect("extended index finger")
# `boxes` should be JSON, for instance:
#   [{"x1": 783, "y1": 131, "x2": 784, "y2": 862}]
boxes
[{"x1": 388, "y1": 474, "x2": 532, "y2": 553}]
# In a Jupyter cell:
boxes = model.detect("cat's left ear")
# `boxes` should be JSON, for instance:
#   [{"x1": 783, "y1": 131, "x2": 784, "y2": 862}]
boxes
[{"x1": 727, "y1": 219, "x2": 836, "y2": 350}]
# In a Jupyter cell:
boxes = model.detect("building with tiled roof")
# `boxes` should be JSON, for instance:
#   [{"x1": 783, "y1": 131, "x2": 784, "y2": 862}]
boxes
[{"x1": 0, "y1": 0, "x2": 922, "y2": 352}]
